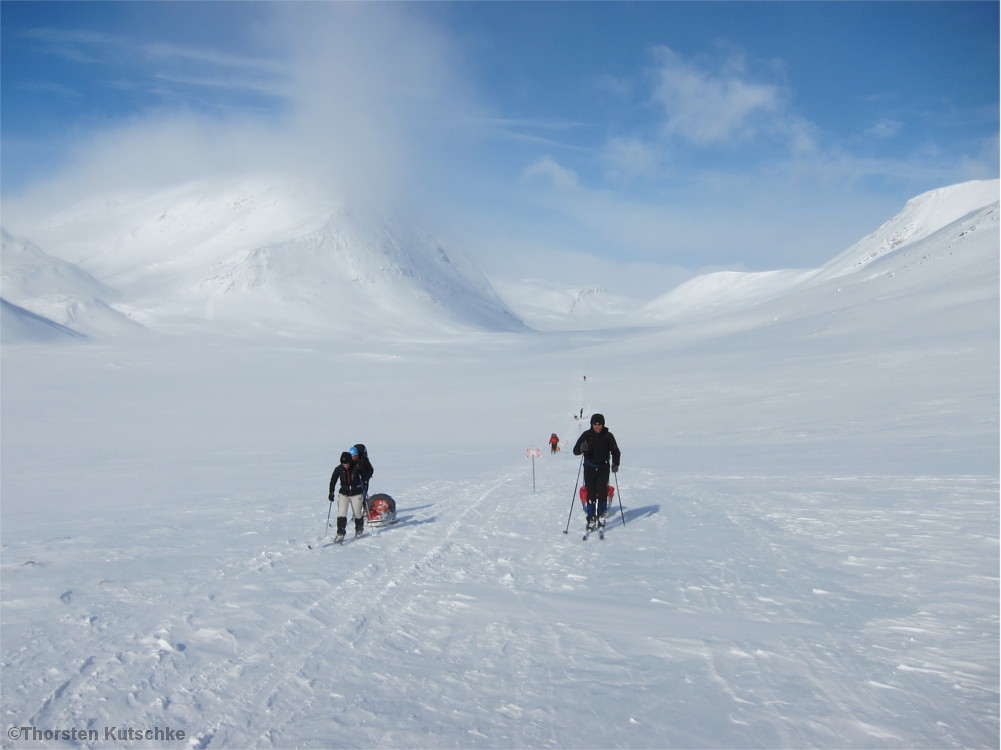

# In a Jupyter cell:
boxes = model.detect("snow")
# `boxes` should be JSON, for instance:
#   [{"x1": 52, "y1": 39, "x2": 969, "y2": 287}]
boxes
[
  {"x1": 490, "y1": 279, "x2": 640, "y2": 332},
  {"x1": 1, "y1": 179, "x2": 998, "y2": 749},
  {"x1": 0, "y1": 299, "x2": 86, "y2": 343},
  {"x1": 1, "y1": 176, "x2": 522, "y2": 340}
]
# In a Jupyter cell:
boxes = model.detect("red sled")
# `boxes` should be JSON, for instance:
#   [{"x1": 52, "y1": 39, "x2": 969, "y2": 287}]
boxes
[
  {"x1": 365, "y1": 493, "x2": 398, "y2": 527},
  {"x1": 579, "y1": 485, "x2": 615, "y2": 508}
]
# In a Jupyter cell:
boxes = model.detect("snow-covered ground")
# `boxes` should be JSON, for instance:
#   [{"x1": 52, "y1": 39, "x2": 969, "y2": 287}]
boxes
[{"x1": 1, "y1": 181, "x2": 998, "y2": 749}]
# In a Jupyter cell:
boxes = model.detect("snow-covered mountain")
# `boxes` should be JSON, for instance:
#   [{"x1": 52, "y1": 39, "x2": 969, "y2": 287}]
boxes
[
  {"x1": 0, "y1": 229, "x2": 141, "y2": 340},
  {"x1": 491, "y1": 180, "x2": 999, "y2": 333},
  {"x1": 642, "y1": 179, "x2": 999, "y2": 328},
  {"x1": 817, "y1": 178, "x2": 1001, "y2": 280},
  {"x1": 490, "y1": 278, "x2": 639, "y2": 331},
  {"x1": 3, "y1": 178, "x2": 997, "y2": 343},
  {"x1": 1, "y1": 176, "x2": 524, "y2": 341}
]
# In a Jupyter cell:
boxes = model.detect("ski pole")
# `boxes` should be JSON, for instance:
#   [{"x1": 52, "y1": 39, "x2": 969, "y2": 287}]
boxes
[
  {"x1": 613, "y1": 470, "x2": 625, "y2": 527},
  {"x1": 563, "y1": 454, "x2": 584, "y2": 534},
  {"x1": 322, "y1": 500, "x2": 333, "y2": 540}
]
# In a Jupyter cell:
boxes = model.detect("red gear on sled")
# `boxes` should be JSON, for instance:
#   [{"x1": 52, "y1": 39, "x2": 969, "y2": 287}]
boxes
[
  {"x1": 579, "y1": 484, "x2": 614, "y2": 508},
  {"x1": 365, "y1": 493, "x2": 398, "y2": 526}
]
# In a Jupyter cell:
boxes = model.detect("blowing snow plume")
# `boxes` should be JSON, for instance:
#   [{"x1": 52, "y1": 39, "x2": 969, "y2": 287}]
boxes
[{"x1": 2, "y1": 3, "x2": 481, "y2": 228}]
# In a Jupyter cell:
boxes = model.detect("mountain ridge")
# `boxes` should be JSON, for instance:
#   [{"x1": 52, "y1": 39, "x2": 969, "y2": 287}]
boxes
[
  {"x1": 2, "y1": 178, "x2": 997, "y2": 342},
  {"x1": 1, "y1": 177, "x2": 524, "y2": 340},
  {"x1": 638, "y1": 179, "x2": 999, "y2": 326}
]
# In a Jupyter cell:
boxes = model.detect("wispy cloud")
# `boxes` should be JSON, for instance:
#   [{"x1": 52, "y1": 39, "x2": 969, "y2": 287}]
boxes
[
  {"x1": 267, "y1": 2, "x2": 487, "y2": 206},
  {"x1": 522, "y1": 157, "x2": 580, "y2": 191},
  {"x1": 866, "y1": 118, "x2": 904, "y2": 139},
  {"x1": 601, "y1": 137, "x2": 665, "y2": 183},
  {"x1": 6, "y1": 4, "x2": 484, "y2": 208},
  {"x1": 650, "y1": 45, "x2": 786, "y2": 147},
  {"x1": 23, "y1": 25, "x2": 285, "y2": 89}
]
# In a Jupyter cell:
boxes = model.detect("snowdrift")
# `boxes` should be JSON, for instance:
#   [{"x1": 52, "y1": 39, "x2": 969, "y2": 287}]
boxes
[{"x1": 0, "y1": 298, "x2": 87, "y2": 343}]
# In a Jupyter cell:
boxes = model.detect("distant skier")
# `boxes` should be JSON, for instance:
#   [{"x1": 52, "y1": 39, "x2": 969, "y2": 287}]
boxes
[
  {"x1": 572, "y1": 413, "x2": 620, "y2": 533},
  {"x1": 549, "y1": 433, "x2": 560, "y2": 454},
  {"x1": 329, "y1": 451, "x2": 367, "y2": 540}
]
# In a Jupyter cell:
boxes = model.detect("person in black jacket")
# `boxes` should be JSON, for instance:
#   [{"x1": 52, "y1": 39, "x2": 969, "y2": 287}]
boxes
[
  {"x1": 349, "y1": 444, "x2": 374, "y2": 493},
  {"x1": 329, "y1": 451, "x2": 368, "y2": 540},
  {"x1": 572, "y1": 413, "x2": 621, "y2": 532}
]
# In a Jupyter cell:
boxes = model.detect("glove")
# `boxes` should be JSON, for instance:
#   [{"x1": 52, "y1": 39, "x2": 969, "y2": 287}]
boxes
[
  {"x1": 611, "y1": 465, "x2": 619, "y2": 473},
  {"x1": 328, "y1": 492, "x2": 335, "y2": 502},
  {"x1": 580, "y1": 441, "x2": 589, "y2": 452}
]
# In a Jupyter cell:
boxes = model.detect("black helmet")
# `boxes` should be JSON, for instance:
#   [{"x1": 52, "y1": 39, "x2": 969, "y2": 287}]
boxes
[
  {"x1": 590, "y1": 413, "x2": 605, "y2": 426},
  {"x1": 340, "y1": 451, "x2": 353, "y2": 464}
]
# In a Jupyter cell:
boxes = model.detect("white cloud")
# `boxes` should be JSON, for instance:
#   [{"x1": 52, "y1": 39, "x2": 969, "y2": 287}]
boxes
[
  {"x1": 602, "y1": 137, "x2": 664, "y2": 182},
  {"x1": 866, "y1": 118, "x2": 904, "y2": 139},
  {"x1": 649, "y1": 45, "x2": 785, "y2": 147},
  {"x1": 522, "y1": 156, "x2": 580, "y2": 191},
  {"x1": 5, "y1": 3, "x2": 487, "y2": 212}
]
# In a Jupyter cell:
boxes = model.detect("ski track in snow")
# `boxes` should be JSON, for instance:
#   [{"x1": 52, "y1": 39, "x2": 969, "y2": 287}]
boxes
[
  {"x1": 3, "y1": 463, "x2": 996, "y2": 749},
  {"x1": 182, "y1": 470, "x2": 531, "y2": 748},
  {"x1": 6, "y1": 468, "x2": 528, "y2": 748}
]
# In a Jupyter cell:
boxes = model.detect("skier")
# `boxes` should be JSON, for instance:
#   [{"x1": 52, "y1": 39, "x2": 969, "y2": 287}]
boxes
[
  {"x1": 350, "y1": 444, "x2": 374, "y2": 492},
  {"x1": 549, "y1": 433, "x2": 560, "y2": 454},
  {"x1": 572, "y1": 413, "x2": 620, "y2": 533},
  {"x1": 328, "y1": 450, "x2": 367, "y2": 540}
]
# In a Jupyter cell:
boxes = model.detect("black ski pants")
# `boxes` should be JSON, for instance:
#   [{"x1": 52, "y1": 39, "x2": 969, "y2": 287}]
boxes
[{"x1": 583, "y1": 463, "x2": 610, "y2": 518}]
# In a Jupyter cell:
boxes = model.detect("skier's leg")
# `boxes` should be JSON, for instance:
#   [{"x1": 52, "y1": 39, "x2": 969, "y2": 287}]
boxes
[
  {"x1": 582, "y1": 466, "x2": 596, "y2": 520},
  {"x1": 336, "y1": 494, "x2": 350, "y2": 537},
  {"x1": 350, "y1": 494, "x2": 365, "y2": 535},
  {"x1": 583, "y1": 465, "x2": 600, "y2": 530},
  {"x1": 596, "y1": 467, "x2": 610, "y2": 518}
]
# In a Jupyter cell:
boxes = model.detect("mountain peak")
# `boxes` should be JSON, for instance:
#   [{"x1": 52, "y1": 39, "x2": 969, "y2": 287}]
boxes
[
  {"x1": 818, "y1": 179, "x2": 999, "y2": 280},
  {"x1": 2, "y1": 175, "x2": 525, "y2": 339}
]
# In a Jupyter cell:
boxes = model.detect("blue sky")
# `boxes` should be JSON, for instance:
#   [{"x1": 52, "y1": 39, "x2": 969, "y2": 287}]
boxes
[{"x1": 2, "y1": 1, "x2": 998, "y2": 295}]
